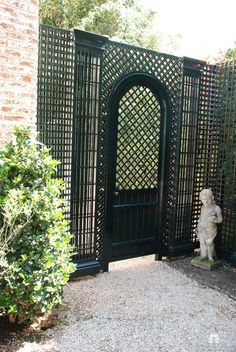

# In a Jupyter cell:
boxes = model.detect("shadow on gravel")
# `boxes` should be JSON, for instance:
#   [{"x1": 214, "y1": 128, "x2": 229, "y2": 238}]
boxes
[
  {"x1": 0, "y1": 316, "x2": 43, "y2": 352},
  {"x1": 165, "y1": 255, "x2": 236, "y2": 301}
]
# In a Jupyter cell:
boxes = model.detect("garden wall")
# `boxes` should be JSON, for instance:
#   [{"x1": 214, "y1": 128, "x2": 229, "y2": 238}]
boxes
[
  {"x1": 0, "y1": 0, "x2": 38, "y2": 145},
  {"x1": 37, "y1": 25, "x2": 236, "y2": 273}
]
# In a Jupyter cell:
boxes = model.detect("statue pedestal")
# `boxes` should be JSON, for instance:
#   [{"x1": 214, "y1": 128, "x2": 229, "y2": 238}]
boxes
[{"x1": 191, "y1": 256, "x2": 222, "y2": 271}]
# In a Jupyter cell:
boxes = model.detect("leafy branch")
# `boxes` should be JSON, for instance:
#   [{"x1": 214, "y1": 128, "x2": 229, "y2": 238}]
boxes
[{"x1": 0, "y1": 196, "x2": 34, "y2": 277}]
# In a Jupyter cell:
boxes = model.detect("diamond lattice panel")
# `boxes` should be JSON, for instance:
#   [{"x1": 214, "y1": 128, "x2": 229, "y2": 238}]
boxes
[
  {"x1": 98, "y1": 41, "x2": 183, "y2": 248},
  {"x1": 116, "y1": 85, "x2": 160, "y2": 190}
]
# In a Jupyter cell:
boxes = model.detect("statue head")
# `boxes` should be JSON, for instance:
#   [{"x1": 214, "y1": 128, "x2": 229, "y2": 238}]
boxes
[{"x1": 199, "y1": 189, "x2": 214, "y2": 206}]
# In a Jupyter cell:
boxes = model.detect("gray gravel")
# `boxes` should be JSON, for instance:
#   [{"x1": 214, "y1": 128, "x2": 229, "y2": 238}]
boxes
[{"x1": 46, "y1": 255, "x2": 236, "y2": 352}]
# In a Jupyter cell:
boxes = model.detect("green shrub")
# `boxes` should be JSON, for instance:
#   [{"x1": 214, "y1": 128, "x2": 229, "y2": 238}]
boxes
[{"x1": 0, "y1": 127, "x2": 75, "y2": 323}]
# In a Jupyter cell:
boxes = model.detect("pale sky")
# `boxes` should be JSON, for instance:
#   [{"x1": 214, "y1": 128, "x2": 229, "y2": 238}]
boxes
[{"x1": 142, "y1": 0, "x2": 236, "y2": 60}]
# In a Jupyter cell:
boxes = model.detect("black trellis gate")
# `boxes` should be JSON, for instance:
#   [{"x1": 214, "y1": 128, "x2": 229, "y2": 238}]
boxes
[
  {"x1": 105, "y1": 73, "x2": 169, "y2": 263},
  {"x1": 37, "y1": 25, "x2": 236, "y2": 276}
]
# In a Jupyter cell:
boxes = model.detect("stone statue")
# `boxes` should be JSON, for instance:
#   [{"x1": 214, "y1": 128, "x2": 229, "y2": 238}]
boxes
[{"x1": 195, "y1": 189, "x2": 223, "y2": 261}]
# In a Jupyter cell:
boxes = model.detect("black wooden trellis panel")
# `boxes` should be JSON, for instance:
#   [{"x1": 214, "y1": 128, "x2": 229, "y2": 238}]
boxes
[
  {"x1": 37, "y1": 25, "x2": 109, "y2": 275},
  {"x1": 214, "y1": 61, "x2": 236, "y2": 261},
  {"x1": 37, "y1": 24, "x2": 236, "y2": 275},
  {"x1": 37, "y1": 25, "x2": 74, "y2": 221},
  {"x1": 71, "y1": 30, "x2": 109, "y2": 275},
  {"x1": 190, "y1": 64, "x2": 223, "y2": 252},
  {"x1": 171, "y1": 58, "x2": 205, "y2": 254}
]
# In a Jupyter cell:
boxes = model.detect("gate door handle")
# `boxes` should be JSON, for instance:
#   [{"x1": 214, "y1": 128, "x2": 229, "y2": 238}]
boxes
[{"x1": 114, "y1": 191, "x2": 119, "y2": 196}]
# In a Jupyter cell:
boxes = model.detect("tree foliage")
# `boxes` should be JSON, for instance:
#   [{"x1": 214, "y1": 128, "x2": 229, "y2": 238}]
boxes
[
  {"x1": 39, "y1": 0, "x2": 170, "y2": 50},
  {"x1": 80, "y1": 1, "x2": 158, "y2": 49},
  {"x1": 215, "y1": 42, "x2": 236, "y2": 62},
  {"x1": 39, "y1": 0, "x2": 108, "y2": 29},
  {"x1": 225, "y1": 46, "x2": 236, "y2": 61}
]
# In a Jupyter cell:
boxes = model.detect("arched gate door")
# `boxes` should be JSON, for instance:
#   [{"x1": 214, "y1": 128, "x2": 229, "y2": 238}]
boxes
[{"x1": 105, "y1": 73, "x2": 170, "y2": 263}]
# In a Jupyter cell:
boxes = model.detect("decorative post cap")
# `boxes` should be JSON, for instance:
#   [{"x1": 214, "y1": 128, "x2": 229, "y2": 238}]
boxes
[{"x1": 73, "y1": 29, "x2": 109, "y2": 50}]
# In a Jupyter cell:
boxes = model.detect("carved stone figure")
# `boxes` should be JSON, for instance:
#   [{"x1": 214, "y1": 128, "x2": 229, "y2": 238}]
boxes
[{"x1": 195, "y1": 189, "x2": 223, "y2": 261}]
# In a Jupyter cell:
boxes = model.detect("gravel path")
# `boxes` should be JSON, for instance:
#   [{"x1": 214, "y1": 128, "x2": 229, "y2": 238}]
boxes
[{"x1": 44, "y1": 255, "x2": 236, "y2": 352}]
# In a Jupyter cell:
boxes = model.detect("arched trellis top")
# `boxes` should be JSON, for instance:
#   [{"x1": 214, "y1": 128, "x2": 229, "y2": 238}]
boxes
[{"x1": 108, "y1": 72, "x2": 171, "y2": 115}]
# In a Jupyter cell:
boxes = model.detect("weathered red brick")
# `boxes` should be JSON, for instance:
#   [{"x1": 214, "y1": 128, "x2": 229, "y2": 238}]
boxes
[
  {"x1": 2, "y1": 106, "x2": 11, "y2": 112},
  {"x1": 20, "y1": 61, "x2": 34, "y2": 68},
  {"x1": 21, "y1": 75, "x2": 32, "y2": 82},
  {"x1": 5, "y1": 49, "x2": 21, "y2": 57},
  {"x1": 26, "y1": 28, "x2": 38, "y2": 36},
  {"x1": 2, "y1": 6, "x2": 15, "y2": 15},
  {"x1": 0, "y1": 38, "x2": 7, "y2": 45},
  {"x1": 0, "y1": 0, "x2": 38, "y2": 144},
  {"x1": 4, "y1": 115, "x2": 23, "y2": 121},
  {"x1": 0, "y1": 22, "x2": 10, "y2": 29}
]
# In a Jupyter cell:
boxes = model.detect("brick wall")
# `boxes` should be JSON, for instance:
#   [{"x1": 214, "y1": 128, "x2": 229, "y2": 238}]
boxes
[{"x1": 0, "y1": 0, "x2": 38, "y2": 145}]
